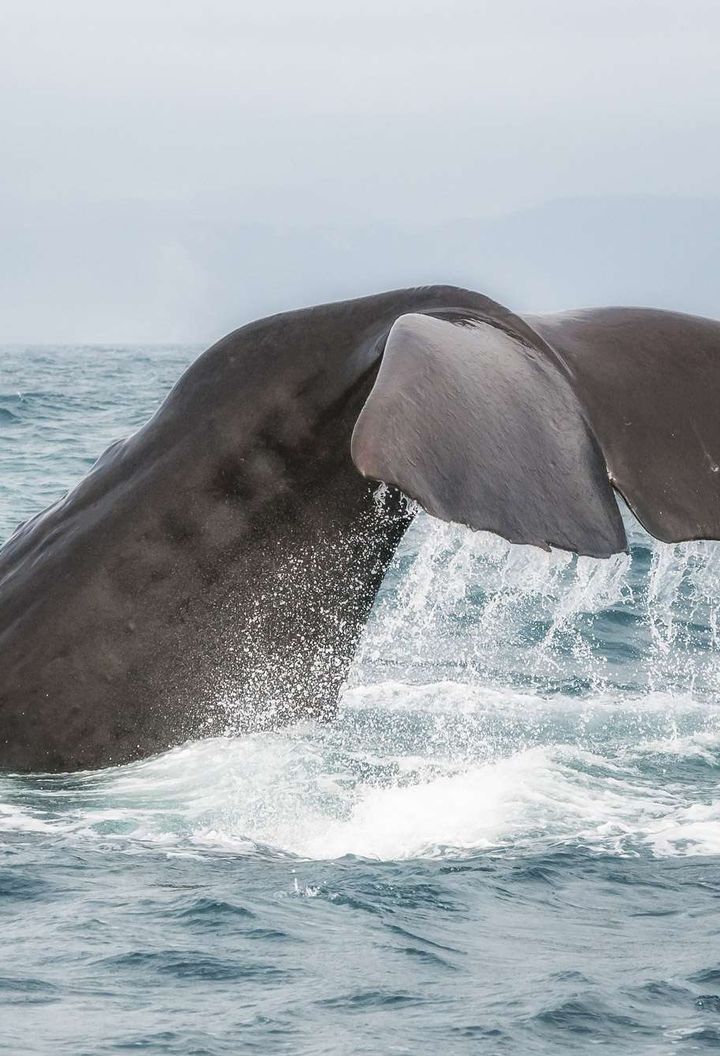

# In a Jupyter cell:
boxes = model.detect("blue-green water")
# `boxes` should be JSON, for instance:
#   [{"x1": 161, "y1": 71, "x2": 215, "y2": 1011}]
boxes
[{"x1": 2, "y1": 346, "x2": 720, "y2": 1054}]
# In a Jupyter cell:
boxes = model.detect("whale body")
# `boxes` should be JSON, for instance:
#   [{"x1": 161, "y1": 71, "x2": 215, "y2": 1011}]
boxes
[{"x1": 2, "y1": 286, "x2": 720, "y2": 772}]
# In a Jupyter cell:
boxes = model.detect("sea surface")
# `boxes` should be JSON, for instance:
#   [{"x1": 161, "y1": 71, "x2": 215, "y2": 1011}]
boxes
[{"x1": 2, "y1": 344, "x2": 720, "y2": 1055}]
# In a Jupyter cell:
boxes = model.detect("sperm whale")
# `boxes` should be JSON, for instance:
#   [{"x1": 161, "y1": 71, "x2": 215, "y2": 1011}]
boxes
[{"x1": 2, "y1": 286, "x2": 719, "y2": 771}]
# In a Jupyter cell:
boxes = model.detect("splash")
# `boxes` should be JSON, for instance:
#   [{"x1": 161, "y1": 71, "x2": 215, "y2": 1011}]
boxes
[{"x1": 2, "y1": 505, "x2": 720, "y2": 863}]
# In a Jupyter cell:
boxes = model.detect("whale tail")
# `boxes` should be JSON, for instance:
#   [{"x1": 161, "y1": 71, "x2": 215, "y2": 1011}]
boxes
[
  {"x1": 352, "y1": 304, "x2": 720, "y2": 557},
  {"x1": 4, "y1": 285, "x2": 720, "y2": 771}
]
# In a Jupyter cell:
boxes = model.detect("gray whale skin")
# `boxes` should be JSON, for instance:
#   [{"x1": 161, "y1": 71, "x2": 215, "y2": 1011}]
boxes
[{"x1": 2, "y1": 285, "x2": 720, "y2": 772}]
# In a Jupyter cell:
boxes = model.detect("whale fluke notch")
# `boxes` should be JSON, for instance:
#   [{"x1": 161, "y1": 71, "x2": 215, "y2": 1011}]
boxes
[{"x1": 351, "y1": 312, "x2": 628, "y2": 558}]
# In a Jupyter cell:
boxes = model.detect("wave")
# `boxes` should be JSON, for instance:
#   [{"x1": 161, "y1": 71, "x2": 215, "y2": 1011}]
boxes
[{"x1": 2, "y1": 689, "x2": 719, "y2": 861}]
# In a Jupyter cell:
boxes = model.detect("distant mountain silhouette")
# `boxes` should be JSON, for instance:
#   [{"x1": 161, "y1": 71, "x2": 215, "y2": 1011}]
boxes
[
  {"x1": 2, "y1": 195, "x2": 718, "y2": 341},
  {"x1": 433, "y1": 196, "x2": 720, "y2": 316},
  {"x1": 199, "y1": 194, "x2": 720, "y2": 337}
]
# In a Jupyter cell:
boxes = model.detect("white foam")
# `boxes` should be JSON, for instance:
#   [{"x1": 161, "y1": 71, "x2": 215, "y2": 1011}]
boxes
[
  {"x1": 0, "y1": 802, "x2": 52, "y2": 834},
  {"x1": 1, "y1": 710, "x2": 718, "y2": 860},
  {"x1": 642, "y1": 801, "x2": 720, "y2": 857},
  {"x1": 3, "y1": 513, "x2": 720, "y2": 862}
]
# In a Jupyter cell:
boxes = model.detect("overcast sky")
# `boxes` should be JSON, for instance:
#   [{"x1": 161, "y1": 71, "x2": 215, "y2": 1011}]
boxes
[{"x1": 1, "y1": 0, "x2": 719, "y2": 341}]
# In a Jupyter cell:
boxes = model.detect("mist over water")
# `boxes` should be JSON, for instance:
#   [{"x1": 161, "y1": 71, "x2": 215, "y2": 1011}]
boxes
[{"x1": 2, "y1": 345, "x2": 720, "y2": 1054}]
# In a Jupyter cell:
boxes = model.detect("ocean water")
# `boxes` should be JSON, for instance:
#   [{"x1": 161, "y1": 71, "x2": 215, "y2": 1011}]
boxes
[{"x1": 2, "y1": 345, "x2": 720, "y2": 1055}]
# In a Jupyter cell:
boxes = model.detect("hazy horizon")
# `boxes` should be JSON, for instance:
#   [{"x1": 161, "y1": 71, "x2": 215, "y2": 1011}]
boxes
[{"x1": 2, "y1": 1, "x2": 719, "y2": 342}]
